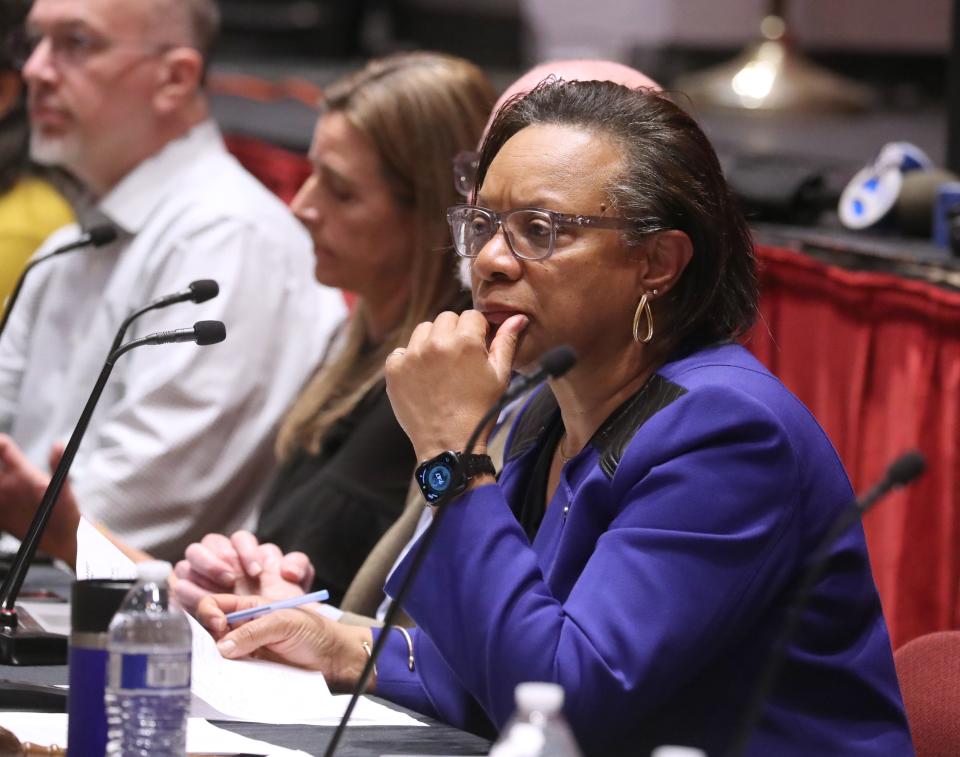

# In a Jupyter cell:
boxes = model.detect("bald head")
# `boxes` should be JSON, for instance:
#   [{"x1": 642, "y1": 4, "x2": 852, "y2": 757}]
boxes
[{"x1": 145, "y1": 0, "x2": 220, "y2": 64}]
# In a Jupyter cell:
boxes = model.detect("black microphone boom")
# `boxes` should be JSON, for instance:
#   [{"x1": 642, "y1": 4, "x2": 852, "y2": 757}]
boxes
[
  {"x1": 726, "y1": 449, "x2": 926, "y2": 757},
  {"x1": 0, "y1": 320, "x2": 226, "y2": 665},
  {"x1": 119, "y1": 320, "x2": 226, "y2": 351},
  {"x1": 108, "y1": 279, "x2": 220, "y2": 354},
  {"x1": 322, "y1": 345, "x2": 577, "y2": 757},
  {"x1": 85, "y1": 225, "x2": 118, "y2": 247},
  {"x1": 147, "y1": 279, "x2": 219, "y2": 310},
  {"x1": 500, "y1": 345, "x2": 577, "y2": 405},
  {"x1": 0, "y1": 224, "x2": 118, "y2": 341}
]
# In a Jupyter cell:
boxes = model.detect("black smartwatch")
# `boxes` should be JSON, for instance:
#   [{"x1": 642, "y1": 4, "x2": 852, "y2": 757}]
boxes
[{"x1": 415, "y1": 450, "x2": 496, "y2": 504}]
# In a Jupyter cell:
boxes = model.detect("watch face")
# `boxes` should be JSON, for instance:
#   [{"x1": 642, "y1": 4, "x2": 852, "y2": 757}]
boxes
[
  {"x1": 427, "y1": 463, "x2": 453, "y2": 493},
  {"x1": 417, "y1": 451, "x2": 462, "y2": 504}
]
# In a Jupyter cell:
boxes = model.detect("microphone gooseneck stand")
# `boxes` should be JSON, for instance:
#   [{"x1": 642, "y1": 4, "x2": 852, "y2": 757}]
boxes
[
  {"x1": 0, "y1": 320, "x2": 226, "y2": 665},
  {"x1": 726, "y1": 449, "x2": 926, "y2": 757},
  {"x1": 107, "y1": 279, "x2": 220, "y2": 355},
  {"x1": 0, "y1": 224, "x2": 118, "y2": 341},
  {"x1": 322, "y1": 345, "x2": 577, "y2": 757}
]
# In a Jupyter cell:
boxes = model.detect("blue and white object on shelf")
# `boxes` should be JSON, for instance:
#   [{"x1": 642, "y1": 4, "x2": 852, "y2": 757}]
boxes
[
  {"x1": 839, "y1": 142, "x2": 933, "y2": 230},
  {"x1": 933, "y1": 181, "x2": 960, "y2": 250}
]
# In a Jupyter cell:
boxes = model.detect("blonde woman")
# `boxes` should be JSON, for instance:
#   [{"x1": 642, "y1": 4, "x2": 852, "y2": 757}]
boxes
[{"x1": 172, "y1": 53, "x2": 495, "y2": 608}]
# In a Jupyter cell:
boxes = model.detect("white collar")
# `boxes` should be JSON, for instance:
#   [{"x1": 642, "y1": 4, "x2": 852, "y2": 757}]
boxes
[{"x1": 97, "y1": 120, "x2": 225, "y2": 235}]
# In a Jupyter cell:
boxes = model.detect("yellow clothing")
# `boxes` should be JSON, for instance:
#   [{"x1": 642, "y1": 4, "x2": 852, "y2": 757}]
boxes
[{"x1": 0, "y1": 176, "x2": 74, "y2": 303}]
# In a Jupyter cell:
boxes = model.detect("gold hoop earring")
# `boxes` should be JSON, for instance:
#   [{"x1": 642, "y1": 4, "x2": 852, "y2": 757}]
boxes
[{"x1": 632, "y1": 290, "x2": 657, "y2": 344}]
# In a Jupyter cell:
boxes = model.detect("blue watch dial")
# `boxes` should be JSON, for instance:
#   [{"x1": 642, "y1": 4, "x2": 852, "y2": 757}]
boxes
[
  {"x1": 427, "y1": 463, "x2": 453, "y2": 492},
  {"x1": 416, "y1": 450, "x2": 465, "y2": 503}
]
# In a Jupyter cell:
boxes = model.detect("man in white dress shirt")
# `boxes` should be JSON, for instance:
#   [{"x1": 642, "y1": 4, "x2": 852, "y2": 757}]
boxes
[{"x1": 0, "y1": 0, "x2": 345, "y2": 561}]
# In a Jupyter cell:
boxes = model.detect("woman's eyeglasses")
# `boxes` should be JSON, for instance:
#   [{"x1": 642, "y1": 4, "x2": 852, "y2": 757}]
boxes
[
  {"x1": 451, "y1": 151, "x2": 479, "y2": 198},
  {"x1": 446, "y1": 204, "x2": 661, "y2": 261}
]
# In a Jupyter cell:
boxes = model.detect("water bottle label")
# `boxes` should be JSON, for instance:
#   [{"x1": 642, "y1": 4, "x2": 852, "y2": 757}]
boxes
[{"x1": 108, "y1": 651, "x2": 191, "y2": 690}]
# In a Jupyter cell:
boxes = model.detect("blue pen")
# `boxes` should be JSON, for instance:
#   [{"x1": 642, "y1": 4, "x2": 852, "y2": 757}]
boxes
[{"x1": 225, "y1": 589, "x2": 330, "y2": 624}]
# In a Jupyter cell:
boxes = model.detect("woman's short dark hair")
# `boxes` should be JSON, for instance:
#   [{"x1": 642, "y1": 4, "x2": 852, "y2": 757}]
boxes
[{"x1": 475, "y1": 79, "x2": 758, "y2": 349}]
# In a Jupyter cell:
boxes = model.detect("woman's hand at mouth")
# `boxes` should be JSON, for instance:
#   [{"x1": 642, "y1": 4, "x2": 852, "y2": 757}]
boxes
[{"x1": 385, "y1": 309, "x2": 528, "y2": 461}]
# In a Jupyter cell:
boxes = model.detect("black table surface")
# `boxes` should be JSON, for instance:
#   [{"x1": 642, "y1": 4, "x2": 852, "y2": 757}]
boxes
[{"x1": 0, "y1": 564, "x2": 490, "y2": 756}]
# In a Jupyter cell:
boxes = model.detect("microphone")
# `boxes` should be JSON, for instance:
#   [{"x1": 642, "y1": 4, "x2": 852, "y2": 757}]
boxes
[
  {"x1": 116, "y1": 320, "x2": 227, "y2": 352},
  {"x1": 107, "y1": 279, "x2": 220, "y2": 354},
  {"x1": 322, "y1": 345, "x2": 577, "y2": 757},
  {"x1": 0, "y1": 224, "x2": 118, "y2": 341},
  {"x1": 726, "y1": 449, "x2": 926, "y2": 757},
  {"x1": 83, "y1": 225, "x2": 119, "y2": 248},
  {"x1": 156, "y1": 279, "x2": 220, "y2": 308},
  {"x1": 0, "y1": 319, "x2": 227, "y2": 665}
]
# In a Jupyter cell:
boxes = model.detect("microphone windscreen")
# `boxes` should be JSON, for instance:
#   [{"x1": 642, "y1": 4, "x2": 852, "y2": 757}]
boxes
[
  {"x1": 193, "y1": 320, "x2": 226, "y2": 346},
  {"x1": 87, "y1": 224, "x2": 118, "y2": 247},
  {"x1": 540, "y1": 345, "x2": 577, "y2": 379},
  {"x1": 188, "y1": 279, "x2": 219, "y2": 303},
  {"x1": 886, "y1": 450, "x2": 926, "y2": 487}
]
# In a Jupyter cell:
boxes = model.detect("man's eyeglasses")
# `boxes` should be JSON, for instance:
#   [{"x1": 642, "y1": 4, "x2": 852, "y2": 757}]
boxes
[
  {"x1": 13, "y1": 27, "x2": 172, "y2": 70},
  {"x1": 447, "y1": 204, "x2": 662, "y2": 261}
]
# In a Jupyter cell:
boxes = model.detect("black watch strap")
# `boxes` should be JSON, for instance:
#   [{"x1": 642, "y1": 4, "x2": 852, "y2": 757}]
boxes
[{"x1": 459, "y1": 452, "x2": 496, "y2": 480}]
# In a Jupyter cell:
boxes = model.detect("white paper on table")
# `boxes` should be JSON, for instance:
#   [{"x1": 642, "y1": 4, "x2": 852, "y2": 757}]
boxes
[
  {"x1": 188, "y1": 719, "x2": 314, "y2": 756},
  {"x1": 0, "y1": 712, "x2": 310, "y2": 755},
  {"x1": 75, "y1": 518, "x2": 423, "y2": 727},
  {"x1": 75, "y1": 517, "x2": 138, "y2": 580},
  {"x1": 14, "y1": 516, "x2": 131, "y2": 635}
]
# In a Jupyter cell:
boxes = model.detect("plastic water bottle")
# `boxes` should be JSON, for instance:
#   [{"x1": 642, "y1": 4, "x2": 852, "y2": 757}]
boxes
[
  {"x1": 489, "y1": 682, "x2": 582, "y2": 757},
  {"x1": 105, "y1": 560, "x2": 192, "y2": 756}
]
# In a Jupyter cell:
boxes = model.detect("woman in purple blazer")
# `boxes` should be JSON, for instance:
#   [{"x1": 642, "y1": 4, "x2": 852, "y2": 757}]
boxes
[{"x1": 199, "y1": 81, "x2": 913, "y2": 756}]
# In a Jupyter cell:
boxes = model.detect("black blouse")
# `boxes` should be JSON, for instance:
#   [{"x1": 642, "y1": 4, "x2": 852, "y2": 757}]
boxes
[{"x1": 255, "y1": 382, "x2": 415, "y2": 606}]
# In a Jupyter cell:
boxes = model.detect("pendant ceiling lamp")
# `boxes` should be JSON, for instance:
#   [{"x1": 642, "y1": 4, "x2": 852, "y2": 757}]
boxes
[{"x1": 674, "y1": 0, "x2": 874, "y2": 112}]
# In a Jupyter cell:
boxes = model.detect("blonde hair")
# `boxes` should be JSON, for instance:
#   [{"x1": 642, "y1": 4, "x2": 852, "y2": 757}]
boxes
[{"x1": 276, "y1": 52, "x2": 495, "y2": 460}]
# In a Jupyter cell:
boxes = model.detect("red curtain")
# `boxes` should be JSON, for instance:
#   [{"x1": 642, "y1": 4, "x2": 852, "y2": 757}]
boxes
[
  {"x1": 223, "y1": 134, "x2": 312, "y2": 205},
  {"x1": 748, "y1": 245, "x2": 960, "y2": 648}
]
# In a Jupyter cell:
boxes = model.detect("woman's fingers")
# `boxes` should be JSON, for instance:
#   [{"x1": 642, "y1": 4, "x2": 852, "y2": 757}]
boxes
[
  {"x1": 488, "y1": 313, "x2": 529, "y2": 381},
  {"x1": 197, "y1": 593, "x2": 262, "y2": 637},
  {"x1": 215, "y1": 608, "x2": 324, "y2": 666},
  {"x1": 174, "y1": 559, "x2": 231, "y2": 593},
  {"x1": 279, "y1": 551, "x2": 315, "y2": 590},
  {"x1": 200, "y1": 531, "x2": 237, "y2": 558},
  {"x1": 171, "y1": 576, "x2": 213, "y2": 616},
  {"x1": 199, "y1": 532, "x2": 244, "y2": 576},
  {"x1": 184, "y1": 541, "x2": 236, "y2": 587},
  {"x1": 427, "y1": 310, "x2": 461, "y2": 342},
  {"x1": 215, "y1": 612, "x2": 288, "y2": 659},
  {"x1": 230, "y1": 530, "x2": 263, "y2": 577},
  {"x1": 257, "y1": 542, "x2": 284, "y2": 564},
  {"x1": 405, "y1": 319, "x2": 434, "y2": 351}
]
